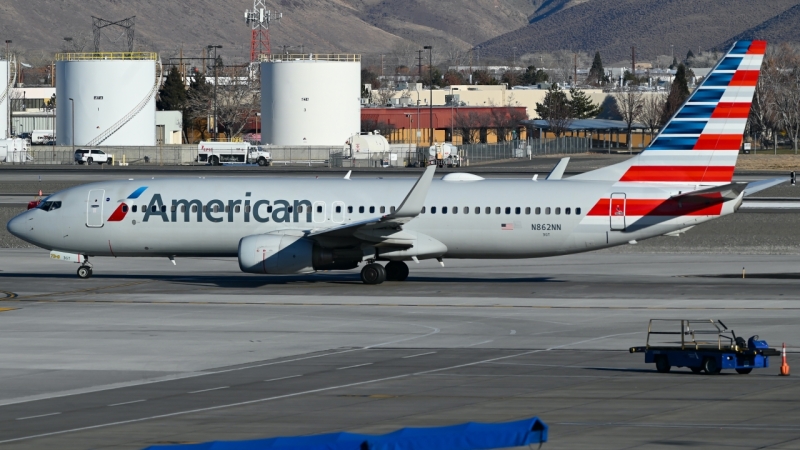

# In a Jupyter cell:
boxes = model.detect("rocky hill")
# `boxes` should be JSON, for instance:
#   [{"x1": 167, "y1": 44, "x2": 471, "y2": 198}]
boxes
[
  {"x1": 478, "y1": 0, "x2": 800, "y2": 63},
  {"x1": 0, "y1": 0, "x2": 534, "y2": 63}
]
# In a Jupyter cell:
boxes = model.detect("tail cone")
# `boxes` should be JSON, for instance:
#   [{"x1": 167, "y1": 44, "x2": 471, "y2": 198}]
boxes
[{"x1": 780, "y1": 342, "x2": 790, "y2": 376}]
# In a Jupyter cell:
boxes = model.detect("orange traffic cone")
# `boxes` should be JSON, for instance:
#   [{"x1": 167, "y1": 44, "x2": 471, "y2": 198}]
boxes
[{"x1": 780, "y1": 342, "x2": 790, "y2": 376}]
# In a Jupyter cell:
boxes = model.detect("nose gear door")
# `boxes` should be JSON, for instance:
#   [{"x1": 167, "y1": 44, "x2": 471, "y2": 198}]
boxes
[
  {"x1": 87, "y1": 189, "x2": 105, "y2": 227},
  {"x1": 609, "y1": 192, "x2": 626, "y2": 231}
]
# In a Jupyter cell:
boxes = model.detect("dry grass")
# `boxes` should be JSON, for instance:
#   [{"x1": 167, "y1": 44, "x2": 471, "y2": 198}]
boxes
[{"x1": 736, "y1": 154, "x2": 800, "y2": 171}]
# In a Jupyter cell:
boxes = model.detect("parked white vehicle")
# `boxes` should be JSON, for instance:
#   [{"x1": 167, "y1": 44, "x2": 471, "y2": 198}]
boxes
[
  {"x1": 31, "y1": 130, "x2": 55, "y2": 145},
  {"x1": 74, "y1": 149, "x2": 111, "y2": 165},
  {"x1": 197, "y1": 141, "x2": 272, "y2": 166}
]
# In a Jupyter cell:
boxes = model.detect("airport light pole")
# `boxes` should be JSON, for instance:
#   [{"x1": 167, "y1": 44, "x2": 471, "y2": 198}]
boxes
[
  {"x1": 424, "y1": 45, "x2": 433, "y2": 147},
  {"x1": 208, "y1": 45, "x2": 222, "y2": 140},
  {"x1": 5, "y1": 40, "x2": 10, "y2": 138},
  {"x1": 68, "y1": 97, "x2": 74, "y2": 156}
]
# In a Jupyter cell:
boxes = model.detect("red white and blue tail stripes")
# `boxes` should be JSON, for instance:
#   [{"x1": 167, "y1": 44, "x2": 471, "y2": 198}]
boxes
[{"x1": 620, "y1": 40, "x2": 766, "y2": 185}]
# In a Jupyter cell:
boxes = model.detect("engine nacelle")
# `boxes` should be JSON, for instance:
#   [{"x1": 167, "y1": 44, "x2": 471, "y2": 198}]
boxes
[{"x1": 238, "y1": 234, "x2": 361, "y2": 274}]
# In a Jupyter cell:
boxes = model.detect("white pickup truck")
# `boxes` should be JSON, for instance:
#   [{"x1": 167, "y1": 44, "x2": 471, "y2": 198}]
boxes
[{"x1": 197, "y1": 141, "x2": 272, "y2": 166}]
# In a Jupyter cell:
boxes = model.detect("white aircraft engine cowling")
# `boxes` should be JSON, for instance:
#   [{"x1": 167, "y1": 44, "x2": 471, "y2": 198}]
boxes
[{"x1": 238, "y1": 234, "x2": 315, "y2": 274}]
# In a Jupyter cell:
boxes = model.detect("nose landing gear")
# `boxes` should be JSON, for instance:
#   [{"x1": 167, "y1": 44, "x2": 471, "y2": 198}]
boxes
[{"x1": 77, "y1": 258, "x2": 93, "y2": 279}]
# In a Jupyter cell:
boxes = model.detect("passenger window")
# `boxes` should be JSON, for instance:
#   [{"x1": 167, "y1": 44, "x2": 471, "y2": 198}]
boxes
[
  {"x1": 535, "y1": 207, "x2": 541, "y2": 215},
  {"x1": 505, "y1": 207, "x2": 511, "y2": 214},
  {"x1": 495, "y1": 207, "x2": 500, "y2": 214},
  {"x1": 453, "y1": 206, "x2": 458, "y2": 214},
  {"x1": 317, "y1": 205, "x2": 323, "y2": 213},
  {"x1": 336, "y1": 206, "x2": 342, "y2": 213},
  {"x1": 297, "y1": 206, "x2": 304, "y2": 213},
  {"x1": 525, "y1": 207, "x2": 530, "y2": 214},
  {"x1": 565, "y1": 207, "x2": 571, "y2": 215},
  {"x1": 421, "y1": 206, "x2": 426, "y2": 213},
  {"x1": 359, "y1": 206, "x2": 365, "y2": 213},
  {"x1": 181, "y1": 205, "x2": 186, "y2": 213},
  {"x1": 212, "y1": 205, "x2": 219, "y2": 213},
  {"x1": 555, "y1": 207, "x2": 561, "y2": 215},
  {"x1": 171, "y1": 205, "x2": 176, "y2": 212},
  {"x1": 202, "y1": 205, "x2": 206, "y2": 213},
  {"x1": 369, "y1": 206, "x2": 375, "y2": 213},
  {"x1": 235, "y1": 205, "x2": 241, "y2": 213},
  {"x1": 122, "y1": 204, "x2": 129, "y2": 213},
  {"x1": 380, "y1": 206, "x2": 385, "y2": 213},
  {"x1": 192, "y1": 205, "x2": 197, "y2": 213},
  {"x1": 224, "y1": 205, "x2": 229, "y2": 213},
  {"x1": 515, "y1": 207, "x2": 521, "y2": 215},
  {"x1": 152, "y1": 205, "x2": 157, "y2": 212},
  {"x1": 576, "y1": 207, "x2": 581, "y2": 215},
  {"x1": 475, "y1": 207, "x2": 480, "y2": 214},
  {"x1": 162, "y1": 205, "x2": 167, "y2": 213},
  {"x1": 132, "y1": 205, "x2": 137, "y2": 213},
  {"x1": 390, "y1": 206, "x2": 396, "y2": 213},
  {"x1": 141, "y1": 205, "x2": 145, "y2": 212},
  {"x1": 463, "y1": 206, "x2": 468, "y2": 214},
  {"x1": 245, "y1": 205, "x2": 251, "y2": 213},
  {"x1": 545, "y1": 207, "x2": 551, "y2": 215},
  {"x1": 442, "y1": 207, "x2": 448, "y2": 214},
  {"x1": 267, "y1": 205, "x2": 273, "y2": 213},
  {"x1": 348, "y1": 206, "x2": 353, "y2": 213},
  {"x1": 431, "y1": 206, "x2": 437, "y2": 214},
  {"x1": 485, "y1": 207, "x2": 490, "y2": 214}
]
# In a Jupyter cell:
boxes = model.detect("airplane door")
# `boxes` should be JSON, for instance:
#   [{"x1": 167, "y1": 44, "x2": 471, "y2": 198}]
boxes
[
  {"x1": 87, "y1": 189, "x2": 105, "y2": 227},
  {"x1": 609, "y1": 193, "x2": 626, "y2": 231},
  {"x1": 331, "y1": 201, "x2": 345, "y2": 223},
  {"x1": 312, "y1": 201, "x2": 326, "y2": 224}
]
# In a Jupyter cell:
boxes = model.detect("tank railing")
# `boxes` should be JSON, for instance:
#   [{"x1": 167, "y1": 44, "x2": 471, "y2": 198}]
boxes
[
  {"x1": 55, "y1": 52, "x2": 159, "y2": 61},
  {"x1": 0, "y1": 55, "x2": 16, "y2": 106},
  {"x1": 86, "y1": 60, "x2": 162, "y2": 146},
  {"x1": 259, "y1": 54, "x2": 361, "y2": 62}
]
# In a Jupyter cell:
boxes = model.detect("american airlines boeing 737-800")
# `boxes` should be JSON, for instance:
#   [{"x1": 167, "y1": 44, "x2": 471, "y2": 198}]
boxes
[{"x1": 7, "y1": 40, "x2": 784, "y2": 284}]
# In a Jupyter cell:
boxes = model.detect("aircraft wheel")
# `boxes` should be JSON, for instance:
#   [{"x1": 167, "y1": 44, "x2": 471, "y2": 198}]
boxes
[
  {"x1": 77, "y1": 266, "x2": 92, "y2": 279},
  {"x1": 361, "y1": 263, "x2": 386, "y2": 285},
  {"x1": 385, "y1": 261, "x2": 409, "y2": 281}
]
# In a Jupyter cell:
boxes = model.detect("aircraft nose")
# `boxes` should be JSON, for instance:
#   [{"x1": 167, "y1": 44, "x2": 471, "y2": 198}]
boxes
[{"x1": 7, "y1": 213, "x2": 28, "y2": 239}]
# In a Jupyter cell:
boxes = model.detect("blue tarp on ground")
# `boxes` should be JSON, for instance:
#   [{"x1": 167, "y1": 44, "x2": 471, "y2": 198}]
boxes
[{"x1": 143, "y1": 417, "x2": 547, "y2": 450}]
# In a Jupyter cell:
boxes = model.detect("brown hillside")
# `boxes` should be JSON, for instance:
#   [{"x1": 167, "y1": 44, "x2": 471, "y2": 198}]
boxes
[
  {"x1": 722, "y1": 4, "x2": 800, "y2": 48},
  {"x1": 0, "y1": 0, "x2": 533, "y2": 61},
  {"x1": 478, "y1": 0, "x2": 800, "y2": 63}
]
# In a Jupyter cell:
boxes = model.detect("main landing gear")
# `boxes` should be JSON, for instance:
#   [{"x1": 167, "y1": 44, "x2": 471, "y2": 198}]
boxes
[
  {"x1": 360, "y1": 261, "x2": 409, "y2": 284},
  {"x1": 77, "y1": 258, "x2": 93, "y2": 279}
]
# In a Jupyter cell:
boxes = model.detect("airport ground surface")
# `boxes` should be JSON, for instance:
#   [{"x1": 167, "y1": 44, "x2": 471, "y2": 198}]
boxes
[{"x1": 1, "y1": 161, "x2": 800, "y2": 449}]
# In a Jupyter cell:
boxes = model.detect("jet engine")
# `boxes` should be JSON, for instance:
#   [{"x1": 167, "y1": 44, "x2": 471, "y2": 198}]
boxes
[{"x1": 238, "y1": 234, "x2": 361, "y2": 274}]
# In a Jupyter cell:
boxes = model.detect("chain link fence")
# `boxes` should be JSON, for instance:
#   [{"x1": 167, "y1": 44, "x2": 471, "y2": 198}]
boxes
[{"x1": 461, "y1": 137, "x2": 592, "y2": 162}]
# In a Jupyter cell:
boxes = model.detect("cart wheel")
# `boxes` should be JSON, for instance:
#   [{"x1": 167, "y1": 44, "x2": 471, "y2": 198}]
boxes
[
  {"x1": 655, "y1": 355, "x2": 671, "y2": 373},
  {"x1": 703, "y1": 357, "x2": 720, "y2": 375},
  {"x1": 690, "y1": 367, "x2": 703, "y2": 374},
  {"x1": 735, "y1": 368, "x2": 753, "y2": 375}
]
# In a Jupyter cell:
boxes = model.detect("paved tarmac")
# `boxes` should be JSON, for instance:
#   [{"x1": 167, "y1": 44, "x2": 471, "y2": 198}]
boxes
[{"x1": 0, "y1": 251, "x2": 799, "y2": 449}]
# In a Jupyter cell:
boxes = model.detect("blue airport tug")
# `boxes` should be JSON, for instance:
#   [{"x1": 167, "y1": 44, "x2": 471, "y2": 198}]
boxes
[{"x1": 630, "y1": 319, "x2": 780, "y2": 375}]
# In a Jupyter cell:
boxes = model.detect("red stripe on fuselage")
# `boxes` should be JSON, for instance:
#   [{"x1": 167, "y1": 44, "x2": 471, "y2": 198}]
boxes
[
  {"x1": 693, "y1": 134, "x2": 744, "y2": 151},
  {"x1": 587, "y1": 197, "x2": 724, "y2": 217},
  {"x1": 711, "y1": 102, "x2": 751, "y2": 119},
  {"x1": 107, "y1": 203, "x2": 128, "y2": 222},
  {"x1": 619, "y1": 166, "x2": 734, "y2": 183}
]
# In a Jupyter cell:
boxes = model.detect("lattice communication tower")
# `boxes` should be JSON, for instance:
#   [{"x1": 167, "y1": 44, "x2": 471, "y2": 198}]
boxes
[{"x1": 245, "y1": 1, "x2": 281, "y2": 62}]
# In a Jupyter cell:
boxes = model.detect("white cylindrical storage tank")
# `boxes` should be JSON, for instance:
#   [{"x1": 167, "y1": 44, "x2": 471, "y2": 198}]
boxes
[
  {"x1": 0, "y1": 60, "x2": 8, "y2": 138},
  {"x1": 56, "y1": 53, "x2": 157, "y2": 146},
  {"x1": 261, "y1": 54, "x2": 360, "y2": 146}
]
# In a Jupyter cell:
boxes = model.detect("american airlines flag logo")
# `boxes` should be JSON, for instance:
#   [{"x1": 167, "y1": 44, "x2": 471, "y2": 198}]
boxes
[{"x1": 500, "y1": 223, "x2": 514, "y2": 230}]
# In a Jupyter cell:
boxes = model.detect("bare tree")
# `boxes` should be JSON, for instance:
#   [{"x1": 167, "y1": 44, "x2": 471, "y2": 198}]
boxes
[
  {"x1": 640, "y1": 92, "x2": 668, "y2": 140},
  {"x1": 491, "y1": 107, "x2": 527, "y2": 142},
  {"x1": 371, "y1": 87, "x2": 396, "y2": 106},
  {"x1": 213, "y1": 65, "x2": 260, "y2": 139},
  {"x1": 612, "y1": 88, "x2": 644, "y2": 151},
  {"x1": 769, "y1": 44, "x2": 800, "y2": 153},
  {"x1": 453, "y1": 110, "x2": 489, "y2": 144},
  {"x1": 749, "y1": 58, "x2": 780, "y2": 152}
]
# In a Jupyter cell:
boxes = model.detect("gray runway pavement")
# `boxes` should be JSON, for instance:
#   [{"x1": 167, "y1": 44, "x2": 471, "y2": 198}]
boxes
[{"x1": 0, "y1": 250, "x2": 799, "y2": 449}]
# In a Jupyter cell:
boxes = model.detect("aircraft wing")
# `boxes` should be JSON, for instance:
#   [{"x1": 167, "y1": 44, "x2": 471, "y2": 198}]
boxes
[
  {"x1": 743, "y1": 177, "x2": 788, "y2": 197},
  {"x1": 308, "y1": 165, "x2": 436, "y2": 242},
  {"x1": 670, "y1": 182, "x2": 747, "y2": 201}
]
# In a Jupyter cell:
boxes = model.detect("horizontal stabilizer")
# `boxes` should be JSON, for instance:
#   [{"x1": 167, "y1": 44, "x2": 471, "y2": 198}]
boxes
[
  {"x1": 546, "y1": 157, "x2": 570, "y2": 180},
  {"x1": 671, "y1": 183, "x2": 746, "y2": 201},
  {"x1": 743, "y1": 177, "x2": 788, "y2": 197}
]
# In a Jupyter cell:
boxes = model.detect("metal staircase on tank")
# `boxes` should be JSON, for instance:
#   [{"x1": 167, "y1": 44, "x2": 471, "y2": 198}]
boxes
[
  {"x1": 0, "y1": 55, "x2": 17, "y2": 109},
  {"x1": 86, "y1": 59, "x2": 162, "y2": 146}
]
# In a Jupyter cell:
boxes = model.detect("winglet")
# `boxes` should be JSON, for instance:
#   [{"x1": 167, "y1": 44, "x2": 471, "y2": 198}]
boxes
[
  {"x1": 546, "y1": 157, "x2": 569, "y2": 180},
  {"x1": 344, "y1": 170, "x2": 352, "y2": 180},
  {"x1": 388, "y1": 165, "x2": 436, "y2": 218},
  {"x1": 532, "y1": 174, "x2": 538, "y2": 181}
]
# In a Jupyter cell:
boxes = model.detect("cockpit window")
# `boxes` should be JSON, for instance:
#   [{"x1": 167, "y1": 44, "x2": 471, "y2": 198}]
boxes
[{"x1": 38, "y1": 201, "x2": 62, "y2": 211}]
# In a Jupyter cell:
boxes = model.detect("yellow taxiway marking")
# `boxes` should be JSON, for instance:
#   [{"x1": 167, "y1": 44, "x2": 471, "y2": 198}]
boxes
[
  {"x1": 6, "y1": 281, "x2": 148, "y2": 302},
  {"x1": 0, "y1": 308, "x2": 16, "y2": 312}
]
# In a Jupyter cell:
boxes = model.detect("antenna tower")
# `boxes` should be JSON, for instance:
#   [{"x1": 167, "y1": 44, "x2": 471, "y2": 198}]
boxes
[
  {"x1": 92, "y1": 16, "x2": 136, "y2": 52},
  {"x1": 245, "y1": 1, "x2": 281, "y2": 62}
]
